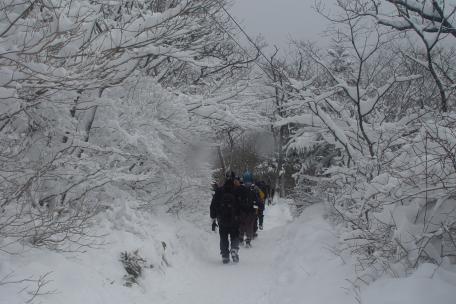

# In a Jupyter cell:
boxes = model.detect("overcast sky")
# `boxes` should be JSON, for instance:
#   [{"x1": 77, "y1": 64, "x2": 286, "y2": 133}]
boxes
[{"x1": 229, "y1": 0, "x2": 332, "y2": 50}]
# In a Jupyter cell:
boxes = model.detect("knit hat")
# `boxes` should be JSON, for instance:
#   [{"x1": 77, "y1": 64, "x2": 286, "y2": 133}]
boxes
[{"x1": 243, "y1": 170, "x2": 253, "y2": 184}]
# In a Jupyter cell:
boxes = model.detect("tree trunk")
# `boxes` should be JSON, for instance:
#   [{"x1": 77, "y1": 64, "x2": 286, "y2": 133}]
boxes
[
  {"x1": 76, "y1": 105, "x2": 98, "y2": 158},
  {"x1": 217, "y1": 145, "x2": 226, "y2": 176},
  {"x1": 63, "y1": 89, "x2": 83, "y2": 143},
  {"x1": 76, "y1": 89, "x2": 103, "y2": 157},
  {"x1": 273, "y1": 124, "x2": 287, "y2": 198}
]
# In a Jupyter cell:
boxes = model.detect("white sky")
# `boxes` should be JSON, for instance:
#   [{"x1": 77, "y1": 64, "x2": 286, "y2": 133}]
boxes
[{"x1": 229, "y1": 0, "x2": 331, "y2": 49}]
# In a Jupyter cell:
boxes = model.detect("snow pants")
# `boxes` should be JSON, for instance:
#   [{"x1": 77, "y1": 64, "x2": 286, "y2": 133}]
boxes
[
  {"x1": 239, "y1": 212, "x2": 256, "y2": 241},
  {"x1": 219, "y1": 225, "x2": 240, "y2": 258}
]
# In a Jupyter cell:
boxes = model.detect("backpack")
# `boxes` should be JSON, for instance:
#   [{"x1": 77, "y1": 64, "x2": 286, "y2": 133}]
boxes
[
  {"x1": 217, "y1": 191, "x2": 237, "y2": 226},
  {"x1": 258, "y1": 190, "x2": 265, "y2": 201},
  {"x1": 239, "y1": 185, "x2": 257, "y2": 212},
  {"x1": 257, "y1": 181, "x2": 268, "y2": 199}
]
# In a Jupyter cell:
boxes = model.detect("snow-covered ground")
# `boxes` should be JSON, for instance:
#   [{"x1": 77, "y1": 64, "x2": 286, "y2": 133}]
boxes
[{"x1": 2, "y1": 199, "x2": 456, "y2": 304}]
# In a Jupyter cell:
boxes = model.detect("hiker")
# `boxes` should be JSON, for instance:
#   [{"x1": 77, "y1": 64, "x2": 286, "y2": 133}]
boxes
[
  {"x1": 264, "y1": 181, "x2": 273, "y2": 205},
  {"x1": 210, "y1": 173, "x2": 240, "y2": 264},
  {"x1": 270, "y1": 186, "x2": 275, "y2": 205},
  {"x1": 256, "y1": 181, "x2": 268, "y2": 230},
  {"x1": 234, "y1": 177, "x2": 256, "y2": 248},
  {"x1": 242, "y1": 170, "x2": 262, "y2": 238}
]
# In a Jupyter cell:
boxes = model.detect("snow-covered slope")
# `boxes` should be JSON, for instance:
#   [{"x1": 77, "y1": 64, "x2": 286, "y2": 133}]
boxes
[{"x1": 2, "y1": 200, "x2": 455, "y2": 304}]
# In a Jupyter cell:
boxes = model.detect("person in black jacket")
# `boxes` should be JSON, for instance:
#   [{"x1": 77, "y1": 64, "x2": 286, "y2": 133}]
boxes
[
  {"x1": 234, "y1": 178, "x2": 257, "y2": 247},
  {"x1": 210, "y1": 175, "x2": 240, "y2": 264}
]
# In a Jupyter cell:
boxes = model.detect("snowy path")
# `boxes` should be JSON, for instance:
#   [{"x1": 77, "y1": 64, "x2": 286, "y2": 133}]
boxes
[
  {"x1": 3, "y1": 201, "x2": 455, "y2": 304},
  {"x1": 156, "y1": 202, "x2": 355, "y2": 304}
]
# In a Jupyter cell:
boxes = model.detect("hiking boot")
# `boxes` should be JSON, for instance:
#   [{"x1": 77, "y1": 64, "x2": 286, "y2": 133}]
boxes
[
  {"x1": 222, "y1": 256, "x2": 230, "y2": 264},
  {"x1": 230, "y1": 249, "x2": 239, "y2": 263}
]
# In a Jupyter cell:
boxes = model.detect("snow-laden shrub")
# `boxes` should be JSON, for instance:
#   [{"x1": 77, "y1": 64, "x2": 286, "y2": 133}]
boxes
[
  {"x1": 0, "y1": 74, "x2": 217, "y2": 251},
  {"x1": 120, "y1": 250, "x2": 149, "y2": 287},
  {"x1": 316, "y1": 114, "x2": 456, "y2": 278},
  {"x1": 0, "y1": 0, "x2": 250, "y2": 252},
  {"x1": 279, "y1": 12, "x2": 456, "y2": 277}
]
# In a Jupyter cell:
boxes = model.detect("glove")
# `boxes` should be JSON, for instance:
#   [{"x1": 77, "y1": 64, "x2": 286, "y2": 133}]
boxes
[{"x1": 211, "y1": 220, "x2": 218, "y2": 231}]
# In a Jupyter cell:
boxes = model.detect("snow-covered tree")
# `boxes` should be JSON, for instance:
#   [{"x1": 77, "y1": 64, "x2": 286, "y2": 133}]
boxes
[
  {"x1": 0, "y1": 0, "x2": 260, "y2": 251},
  {"x1": 277, "y1": 0, "x2": 456, "y2": 276}
]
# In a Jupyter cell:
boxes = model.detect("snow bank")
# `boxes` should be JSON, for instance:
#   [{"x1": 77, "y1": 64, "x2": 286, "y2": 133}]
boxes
[
  {"x1": 0, "y1": 200, "x2": 209, "y2": 304},
  {"x1": 362, "y1": 263, "x2": 456, "y2": 304},
  {"x1": 269, "y1": 202, "x2": 456, "y2": 304}
]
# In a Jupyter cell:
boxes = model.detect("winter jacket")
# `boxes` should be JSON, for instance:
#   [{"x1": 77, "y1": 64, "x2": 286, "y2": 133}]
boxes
[
  {"x1": 210, "y1": 184, "x2": 240, "y2": 227},
  {"x1": 234, "y1": 184, "x2": 259, "y2": 214}
]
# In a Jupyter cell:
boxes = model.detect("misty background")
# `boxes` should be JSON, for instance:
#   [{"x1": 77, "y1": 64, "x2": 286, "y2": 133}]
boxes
[{"x1": 229, "y1": 0, "x2": 333, "y2": 50}]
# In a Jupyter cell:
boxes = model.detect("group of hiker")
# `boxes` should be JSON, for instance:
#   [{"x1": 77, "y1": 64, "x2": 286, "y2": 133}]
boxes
[{"x1": 210, "y1": 170, "x2": 273, "y2": 264}]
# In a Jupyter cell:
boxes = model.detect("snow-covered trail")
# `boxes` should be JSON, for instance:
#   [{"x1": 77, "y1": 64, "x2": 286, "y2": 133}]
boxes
[
  {"x1": 155, "y1": 202, "x2": 355, "y2": 304},
  {"x1": 2, "y1": 200, "x2": 356, "y2": 304},
  {"x1": 3, "y1": 200, "x2": 455, "y2": 304}
]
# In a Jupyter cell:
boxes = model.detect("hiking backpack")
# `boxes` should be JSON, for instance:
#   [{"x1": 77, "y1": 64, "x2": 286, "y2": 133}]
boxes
[
  {"x1": 257, "y1": 181, "x2": 268, "y2": 199},
  {"x1": 217, "y1": 191, "x2": 237, "y2": 226},
  {"x1": 239, "y1": 185, "x2": 257, "y2": 212}
]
